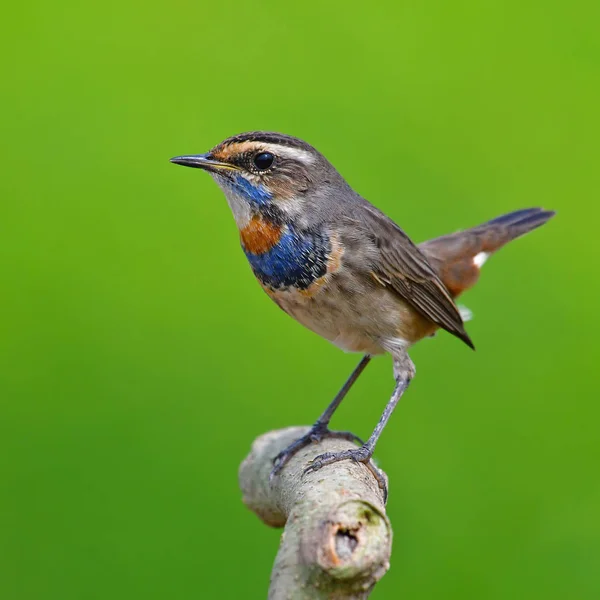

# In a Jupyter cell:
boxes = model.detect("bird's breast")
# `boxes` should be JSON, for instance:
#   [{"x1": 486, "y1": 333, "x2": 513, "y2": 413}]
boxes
[{"x1": 239, "y1": 216, "x2": 339, "y2": 292}]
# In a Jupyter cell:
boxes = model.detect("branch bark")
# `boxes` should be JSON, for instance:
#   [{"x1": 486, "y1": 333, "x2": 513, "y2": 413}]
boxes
[{"x1": 239, "y1": 427, "x2": 392, "y2": 599}]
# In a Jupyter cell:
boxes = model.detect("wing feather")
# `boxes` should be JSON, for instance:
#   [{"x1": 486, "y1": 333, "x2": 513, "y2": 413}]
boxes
[{"x1": 346, "y1": 205, "x2": 474, "y2": 349}]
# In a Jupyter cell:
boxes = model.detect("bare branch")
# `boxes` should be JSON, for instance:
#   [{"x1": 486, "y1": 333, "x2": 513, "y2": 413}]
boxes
[{"x1": 239, "y1": 427, "x2": 392, "y2": 599}]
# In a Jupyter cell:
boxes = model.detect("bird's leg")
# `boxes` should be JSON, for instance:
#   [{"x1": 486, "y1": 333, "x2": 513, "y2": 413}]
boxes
[
  {"x1": 270, "y1": 355, "x2": 371, "y2": 480},
  {"x1": 304, "y1": 353, "x2": 415, "y2": 501}
]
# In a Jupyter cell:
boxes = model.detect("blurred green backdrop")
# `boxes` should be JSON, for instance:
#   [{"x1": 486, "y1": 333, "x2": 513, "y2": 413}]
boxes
[{"x1": 1, "y1": 0, "x2": 598, "y2": 598}]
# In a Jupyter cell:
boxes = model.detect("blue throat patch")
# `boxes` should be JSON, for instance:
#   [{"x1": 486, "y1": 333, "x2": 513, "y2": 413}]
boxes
[
  {"x1": 226, "y1": 174, "x2": 272, "y2": 206},
  {"x1": 244, "y1": 224, "x2": 331, "y2": 290},
  {"x1": 226, "y1": 174, "x2": 330, "y2": 289}
]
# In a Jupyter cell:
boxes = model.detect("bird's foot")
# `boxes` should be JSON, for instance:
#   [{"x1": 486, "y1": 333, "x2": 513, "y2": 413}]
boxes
[
  {"x1": 270, "y1": 424, "x2": 363, "y2": 481},
  {"x1": 304, "y1": 445, "x2": 388, "y2": 502}
]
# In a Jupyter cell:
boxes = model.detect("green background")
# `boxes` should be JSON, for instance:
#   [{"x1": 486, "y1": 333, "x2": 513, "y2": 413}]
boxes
[{"x1": 1, "y1": 0, "x2": 598, "y2": 598}]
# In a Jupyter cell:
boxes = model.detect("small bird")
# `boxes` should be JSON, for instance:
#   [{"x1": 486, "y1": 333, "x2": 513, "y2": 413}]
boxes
[{"x1": 171, "y1": 131, "x2": 554, "y2": 495}]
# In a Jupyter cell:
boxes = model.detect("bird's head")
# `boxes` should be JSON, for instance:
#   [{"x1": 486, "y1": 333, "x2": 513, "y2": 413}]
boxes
[{"x1": 170, "y1": 131, "x2": 347, "y2": 227}]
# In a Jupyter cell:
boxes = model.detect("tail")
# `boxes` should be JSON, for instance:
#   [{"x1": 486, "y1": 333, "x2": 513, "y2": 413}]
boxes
[{"x1": 419, "y1": 208, "x2": 555, "y2": 298}]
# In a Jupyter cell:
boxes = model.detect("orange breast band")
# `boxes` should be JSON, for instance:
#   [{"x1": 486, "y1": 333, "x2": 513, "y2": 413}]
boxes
[{"x1": 240, "y1": 216, "x2": 283, "y2": 255}]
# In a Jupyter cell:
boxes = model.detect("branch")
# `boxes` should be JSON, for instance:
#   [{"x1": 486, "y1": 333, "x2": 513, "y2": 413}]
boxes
[{"x1": 239, "y1": 427, "x2": 392, "y2": 599}]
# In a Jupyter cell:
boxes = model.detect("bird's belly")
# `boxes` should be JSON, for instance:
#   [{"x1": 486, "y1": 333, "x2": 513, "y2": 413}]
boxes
[
  {"x1": 264, "y1": 274, "x2": 422, "y2": 355},
  {"x1": 270, "y1": 289, "x2": 385, "y2": 354}
]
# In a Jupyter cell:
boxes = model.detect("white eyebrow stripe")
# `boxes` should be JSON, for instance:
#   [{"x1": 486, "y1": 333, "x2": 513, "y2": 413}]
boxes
[{"x1": 267, "y1": 144, "x2": 316, "y2": 164}]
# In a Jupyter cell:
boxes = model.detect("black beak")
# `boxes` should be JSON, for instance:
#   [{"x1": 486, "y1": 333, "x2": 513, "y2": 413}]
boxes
[{"x1": 169, "y1": 153, "x2": 237, "y2": 173}]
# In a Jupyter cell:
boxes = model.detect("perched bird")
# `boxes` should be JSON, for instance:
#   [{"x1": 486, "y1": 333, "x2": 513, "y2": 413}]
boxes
[{"x1": 171, "y1": 132, "x2": 554, "y2": 495}]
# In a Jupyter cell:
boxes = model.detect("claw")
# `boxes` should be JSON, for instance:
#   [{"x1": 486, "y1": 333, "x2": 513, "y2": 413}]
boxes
[
  {"x1": 269, "y1": 426, "x2": 363, "y2": 482},
  {"x1": 303, "y1": 446, "x2": 388, "y2": 503}
]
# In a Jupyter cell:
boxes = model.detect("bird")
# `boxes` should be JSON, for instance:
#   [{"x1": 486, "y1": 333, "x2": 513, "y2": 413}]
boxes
[{"x1": 170, "y1": 131, "x2": 555, "y2": 496}]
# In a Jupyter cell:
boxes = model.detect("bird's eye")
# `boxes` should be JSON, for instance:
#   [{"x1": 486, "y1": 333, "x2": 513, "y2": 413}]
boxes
[{"x1": 253, "y1": 152, "x2": 274, "y2": 170}]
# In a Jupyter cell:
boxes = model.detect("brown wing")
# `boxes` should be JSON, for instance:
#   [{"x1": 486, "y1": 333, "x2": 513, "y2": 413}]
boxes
[{"x1": 350, "y1": 205, "x2": 474, "y2": 349}]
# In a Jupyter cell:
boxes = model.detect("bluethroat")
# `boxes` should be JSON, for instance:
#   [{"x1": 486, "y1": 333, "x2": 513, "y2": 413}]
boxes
[{"x1": 171, "y1": 132, "x2": 555, "y2": 497}]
